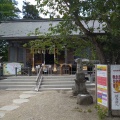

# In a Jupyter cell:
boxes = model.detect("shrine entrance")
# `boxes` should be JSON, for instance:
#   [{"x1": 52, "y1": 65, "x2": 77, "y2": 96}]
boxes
[
  {"x1": 28, "y1": 48, "x2": 74, "y2": 74},
  {"x1": 34, "y1": 53, "x2": 54, "y2": 65},
  {"x1": 45, "y1": 53, "x2": 54, "y2": 65}
]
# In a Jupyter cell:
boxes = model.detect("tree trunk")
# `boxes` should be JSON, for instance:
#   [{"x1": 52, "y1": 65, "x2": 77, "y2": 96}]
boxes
[{"x1": 91, "y1": 37, "x2": 106, "y2": 64}]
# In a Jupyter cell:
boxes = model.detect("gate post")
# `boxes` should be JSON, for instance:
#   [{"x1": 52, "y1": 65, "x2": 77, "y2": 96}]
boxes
[{"x1": 28, "y1": 67, "x2": 31, "y2": 76}]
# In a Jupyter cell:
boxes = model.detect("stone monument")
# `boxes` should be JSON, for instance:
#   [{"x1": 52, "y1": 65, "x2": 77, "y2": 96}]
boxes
[{"x1": 72, "y1": 58, "x2": 93, "y2": 105}]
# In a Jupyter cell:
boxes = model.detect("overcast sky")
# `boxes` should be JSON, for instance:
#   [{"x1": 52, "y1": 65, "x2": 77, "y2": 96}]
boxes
[
  {"x1": 17, "y1": 0, "x2": 37, "y2": 11},
  {"x1": 17, "y1": 0, "x2": 37, "y2": 18},
  {"x1": 16, "y1": 0, "x2": 55, "y2": 18}
]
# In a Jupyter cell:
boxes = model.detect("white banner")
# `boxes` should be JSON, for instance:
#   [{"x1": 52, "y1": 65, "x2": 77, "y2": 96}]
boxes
[{"x1": 111, "y1": 65, "x2": 120, "y2": 110}]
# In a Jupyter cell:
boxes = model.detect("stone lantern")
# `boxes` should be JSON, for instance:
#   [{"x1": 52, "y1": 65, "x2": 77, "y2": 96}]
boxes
[
  {"x1": 72, "y1": 58, "x2": 88, "y2": 96},
  {"x1": 72, "y1": 58, "x2": 93, "y2": 105}
]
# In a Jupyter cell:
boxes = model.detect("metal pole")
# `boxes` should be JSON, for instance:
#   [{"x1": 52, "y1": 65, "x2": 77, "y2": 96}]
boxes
[
  {"x1": 108, "y1": 65, "x2": 112, "y2": 116},
  {"x1": 15, "y1": 67, "x2": 17, "y2": 76},
  {"x1": 28, "y1": 67, "x2": 31, "y2": 76}
]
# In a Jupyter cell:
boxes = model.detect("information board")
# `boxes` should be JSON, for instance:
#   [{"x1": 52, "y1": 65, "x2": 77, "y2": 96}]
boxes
[
  {"x1": 3, "y1": 62, "x2": 24, "y2": 75},
  {"x1": 111, "y1": 65, "x2": 120, "y2": 110},
  {"x1": 96, "y1": 65, "x2": 108, "y2": 107}
]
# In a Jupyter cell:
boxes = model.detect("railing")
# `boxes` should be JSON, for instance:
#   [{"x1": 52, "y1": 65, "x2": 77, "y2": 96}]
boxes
[
  {"x1": 15, "y1": 67, "x2": 32, "y2": 76},
  {"x1": 35, "y1": 66, "x2": 43, "y2": 91}
]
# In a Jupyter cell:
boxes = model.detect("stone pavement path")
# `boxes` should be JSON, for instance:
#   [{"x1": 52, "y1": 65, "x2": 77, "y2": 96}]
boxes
[
  {"x1": 0, "y1": 90, "x2": 120, "y2": 120},
  {"x1": 0, "y1": 91, "x2": 37, "y2": 119}
]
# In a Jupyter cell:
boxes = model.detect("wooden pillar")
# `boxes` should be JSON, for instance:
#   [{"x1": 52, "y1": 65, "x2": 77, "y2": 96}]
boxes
[
  {"x1": 53, "y1": 46, "x2": 57, "y2": 72},
  {"x1": 32, "y1": 49, "x2": 35, "y2": 72},
  {"x1": 8, "y1": 46, "x2": 10, "y2": 61},
  {"x1": 43, "y1": 50, "x2": 45, "y2": 65},
  {"x1": 23, "y1": 48, "x2": 26, "y2": 67},
  {"x1": 65, "y1": 45, "x2": 67, "y2": 64}
]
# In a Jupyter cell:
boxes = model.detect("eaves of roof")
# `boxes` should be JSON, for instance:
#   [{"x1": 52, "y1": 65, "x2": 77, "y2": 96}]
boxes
[{"x1": 0, "y1": 19, "x2": 105, "y2": 40}]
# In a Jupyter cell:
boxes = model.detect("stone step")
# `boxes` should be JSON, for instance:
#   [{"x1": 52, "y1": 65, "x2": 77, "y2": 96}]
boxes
[
  {"x1": 0, "y1": 76, "x2": 36, "y2": 90},
  {"x1": 0, "y1": 84, "x2": 35, "y2": 87},
  {"x1": 43, "y1": 78, "x2": 74, "y2": 81},
  {"x1": 0, "y1": 82, "x2": 36, "y2": 85},
  {"x1": 42, "y1": 76, "x2": 90, "y2": 81},
  {"x1": 41, "y1": 81, "x2": 74, "y2": 85},
  {"x1": 0, "y1": 75, "x2": 95, "y2": 91},
  {"x1": 41, "y1": 84, "x2": 73, "y2": 88},
  {"x1": 0, "y1": 85, "x2": 35, "y2": 89},
  {"x1": 38, "y1": 75, "x2": 94, "y2": 91},
  {"x1": 39, "y1": 84, "x2": 95, "y2": 91},
  {"x1": 39, "y1": 88, "x2": 72, "y2": 91},
  {"x1": 4, "y1": 76, "x2": 37, "y2": 80},
  {"x1": 42, "y1": 75, "x2": 75, "y2": 79},
  {"x1": 42, "y1": 80, "x2": 91, "y2": 84},
  {"x1": 40, "y1": 83, "x2": 95, "y2": 89},
  {"x1": 42, "y1": 75, "x2": 89, "y2": 78},
  {"x1": 42, "y1": 80, "x2": 90, "y2": 83},
  {"x1": 6, "y1": 88, "x2": 35, "y2": 91},
  {"x1": 0, "y1": 79, "x2": 36, "y2": 83}
]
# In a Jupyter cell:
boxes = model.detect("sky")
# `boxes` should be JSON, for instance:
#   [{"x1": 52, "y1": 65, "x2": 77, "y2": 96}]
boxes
[
  {"x1": 17, "y1": 0, "x2": 37, "y2": 18},
  {"x1": 17, "y1": 0, "x2": 37, "y2": 11},
  {"x1": 16, "y1": 0, "x2": 56, "y2": 18}
]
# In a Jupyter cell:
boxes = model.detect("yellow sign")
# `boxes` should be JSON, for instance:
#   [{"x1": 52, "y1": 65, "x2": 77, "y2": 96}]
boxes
[
  {"x1": 113, "y1": 81, "x2": 120, "y2": 92},
  {"x1": 83, "y1": 66, "x2": 87, "y2": 70}
]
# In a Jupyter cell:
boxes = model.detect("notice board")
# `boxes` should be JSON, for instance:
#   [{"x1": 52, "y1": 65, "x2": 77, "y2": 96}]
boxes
[
  {"x1": 96, "y1": 65, "x2": 108, "y2": 108},
  {"x1": 3, "y1": 62, "x2": 24, "y2": 75},
  {"x1": 111, "y1": 65, "x2": 120, "y2": 110}
]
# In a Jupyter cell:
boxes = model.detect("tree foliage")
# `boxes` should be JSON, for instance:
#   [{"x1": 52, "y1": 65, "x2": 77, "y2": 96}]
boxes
[
  {"x1": 22, "y1": 1, "x2": 42, "y2": 19},
  {"x1": 0, "y1": 40, "x2": 8, "y2": 61},
  {"x1": 24, "y1": 25, "x2": 95, "y2": 60},
  {"x1": 0, "y1": 0, "x2": 20, "y2": 21},
  {"x1": 0, "y1": 0, "x2": 20, "y2": 61},
  {"x1": 32, "y1": 0, "x2": 120, "y2": 63}
]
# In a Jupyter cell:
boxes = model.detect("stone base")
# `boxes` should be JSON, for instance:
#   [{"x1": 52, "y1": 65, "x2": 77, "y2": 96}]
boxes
[
  {"x1": 112, "y1": 110, "x2": 120, "y2": 116},
  {"x1": 77, "y1": 94, "x2": 93, "y2": 105},
  {"x1": 72, "y1": 86, "x2": 89, "y2": 96}
]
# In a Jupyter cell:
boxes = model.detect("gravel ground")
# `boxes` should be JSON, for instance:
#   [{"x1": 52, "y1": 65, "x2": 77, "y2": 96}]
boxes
[
  {"x1": 0, "y1": 89, "x2": 120, "y2": 120},
  {"x1": 0, "y1": 90, "x2": 23, "y2": 107}
]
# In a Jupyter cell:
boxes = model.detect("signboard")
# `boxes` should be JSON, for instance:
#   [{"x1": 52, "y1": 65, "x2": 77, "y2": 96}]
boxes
[
  {"x1": 83, "y1": 66, "x2": 87, "y2": 71},
  {"x1": 3, "y1": 62, "x2": 24, "y2": 75},
  {"x1": 111, "y1": 65, "x2": 120, "y2": 110},
  {"x1": 96, "y1": 65, "x2": 108, "y2": 107}
]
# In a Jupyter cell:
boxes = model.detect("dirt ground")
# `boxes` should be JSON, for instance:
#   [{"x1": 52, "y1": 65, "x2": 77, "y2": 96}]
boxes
[{"x1": 0, "y1": 89, "x2": 120, "y2": 120}]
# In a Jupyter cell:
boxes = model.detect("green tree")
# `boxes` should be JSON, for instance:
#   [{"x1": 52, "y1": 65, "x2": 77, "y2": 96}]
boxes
[
  {"x1": 24, "y1": 27, "x2": 95, "y2": 61},
  {"x1": 0, "y1": 0, "x2": 20, "y2": 21},
  {"x1": 0, "y1": 40, "x2": 8, "y2": 61},
  {"x1": 34, "y1": 0, "x2": 120, "y2": 64},
  {"x1": 22, "y1": 1, "x2": 42, "y2": 19},
  {"x1": 0, "y1": 0, "x2": 19, "y2": 61}
]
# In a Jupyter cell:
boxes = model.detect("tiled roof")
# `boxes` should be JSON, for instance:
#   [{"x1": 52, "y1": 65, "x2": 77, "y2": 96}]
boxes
[{"x1": 0, "y1": 19, "x2": 105, "y2": 40}]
